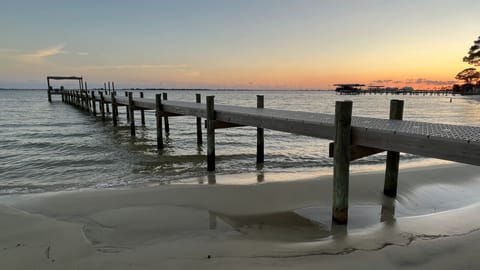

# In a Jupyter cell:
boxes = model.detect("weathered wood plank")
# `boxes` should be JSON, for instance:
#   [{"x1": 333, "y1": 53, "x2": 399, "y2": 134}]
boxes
[
  {"x1": 204, "y1": 120, "x2": 245, "y2": 129},
  {"x1": 328, "y1": 143, "x2": 384, "y2": 161},
  {"x1": 352, "y1": 127, "x2": 480, "y2": 166}
]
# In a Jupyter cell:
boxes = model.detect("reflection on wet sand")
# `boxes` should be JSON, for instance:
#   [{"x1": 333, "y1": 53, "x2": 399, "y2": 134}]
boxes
[
  {"x1": 381, "y1": 196, "x2": 396, "y2": 224},
  {"x1": 212, "y1": 210, "x2": 332, "y2": 241}
]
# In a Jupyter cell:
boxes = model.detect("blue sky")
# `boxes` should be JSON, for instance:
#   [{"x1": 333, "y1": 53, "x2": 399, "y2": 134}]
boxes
[{"x1": 1, "y1": 0, "x2": 479, "y2": 89}]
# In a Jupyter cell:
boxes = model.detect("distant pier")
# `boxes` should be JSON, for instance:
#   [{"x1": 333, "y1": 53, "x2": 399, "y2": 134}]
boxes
[{"x1": 47, "y1": 77, "x2": 480, "y2": 224}]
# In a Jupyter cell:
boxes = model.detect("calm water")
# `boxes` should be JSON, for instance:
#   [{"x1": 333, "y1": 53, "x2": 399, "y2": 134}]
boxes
[{"x1": 1, "y1": 89, "x2": 479, "y2": 195}]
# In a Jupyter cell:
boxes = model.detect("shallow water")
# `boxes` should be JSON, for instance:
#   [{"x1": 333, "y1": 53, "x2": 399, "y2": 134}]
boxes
[{"x1": 1, "y1": 89, "x2": 479, "y2": 195}]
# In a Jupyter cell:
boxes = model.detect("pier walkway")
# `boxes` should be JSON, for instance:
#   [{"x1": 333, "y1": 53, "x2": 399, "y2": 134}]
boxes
[
  {"x1": 103, "y1": 95, "x2": 479, "y2": 166},
  {"x1": 52, "y1": 89, "x2": 480, "y2": 224}
]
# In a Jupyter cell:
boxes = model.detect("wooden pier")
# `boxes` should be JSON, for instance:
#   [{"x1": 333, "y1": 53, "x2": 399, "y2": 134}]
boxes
[{"x1": 49, "y1": 85, "x2": 480, "y2": 224}]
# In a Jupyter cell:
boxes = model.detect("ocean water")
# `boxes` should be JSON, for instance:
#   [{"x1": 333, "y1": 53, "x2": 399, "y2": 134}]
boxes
[{"x1": 1, "y1": 89, "x2": 479, "y2": 195}]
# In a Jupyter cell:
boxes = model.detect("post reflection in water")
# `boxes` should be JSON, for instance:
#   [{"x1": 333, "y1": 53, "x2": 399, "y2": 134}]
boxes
[
  {"x1": 380, "y1": 196, "x2": 396, "y2": 224},
  {"x1": 256, "y1": 163, "x2": 265, "y2": 183},
  {"x1": 208, "y1": 173, "x2": 216, "y2": 185},
  {"x1": 331, "y1": 222, "x2": 348, "y2": 239},
  {"x1": 209, "y1": 211, "x2": 217, "y2": 230}
]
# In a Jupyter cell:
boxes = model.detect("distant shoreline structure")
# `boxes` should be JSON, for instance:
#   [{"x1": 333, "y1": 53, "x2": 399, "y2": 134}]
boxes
[{"x1": 335, "y1": 83, "x2": 415, "y2": 95}]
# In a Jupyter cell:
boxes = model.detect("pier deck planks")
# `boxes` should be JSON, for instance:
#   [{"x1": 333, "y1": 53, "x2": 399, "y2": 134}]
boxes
[{"x1": 101, "y1": 95, "x2": 480, "y2": 165}]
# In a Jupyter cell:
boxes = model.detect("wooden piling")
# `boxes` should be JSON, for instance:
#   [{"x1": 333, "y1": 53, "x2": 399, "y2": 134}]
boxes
[
  {"x1": 128, "y1": 92, "x2": 135, "y2": 136},
  {"x1": 256, "y1": 95, "x2": 264, "y2": 164},
  {"x1": 140, "y1": 92, "x2": 145, "y2": 126},
  {"x1": 91, "y1": 91, "x2": 97, "y2": 116},
  {"x1": 99, "y1": 92, "x2": 105, "y2": 121},
  {"x1": 114, "y1": 92, "x2": 119, "y2": 117},
  {"x1": 85, "y1": 82, "x2": 90, "y2": 112},
  {"x1": 80, "y1": 91, "x2": 85, "y2": 110},
  {"x1": 104, "y1": 82, "x2": 110, "y2": 113},
  {"x1": 47, "y1": 78, "x2": 52, "y2": 102},
  {"x1": 206, "y1": 96, "x2": 215, "y2": 171},
  {"x1": 383, "y1": 99, "x2": 404, "y2": 197},
  {"x1": 196, "y1": 94, "x2": 202, "y2": 145},
  {"x1": 163, "y1": 93, "x2": 170, "y2": 134},
  {"x1": 125, "y1": 91, "x2": 130, "y2": 121},
  {"x1": 155, "y1": 94, "x2": 164, "y2": 149},
  {"x1": 111, "y1": 92, "x2": 118, "y2": 127},
  {"x1": 332, "y1": 100, "x2": 352, "y2": 224}
]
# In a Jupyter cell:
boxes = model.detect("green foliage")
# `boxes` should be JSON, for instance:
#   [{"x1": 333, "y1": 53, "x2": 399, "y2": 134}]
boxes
[{"x1": 463, "y1": 36, "x2": 480, "y2": 66}]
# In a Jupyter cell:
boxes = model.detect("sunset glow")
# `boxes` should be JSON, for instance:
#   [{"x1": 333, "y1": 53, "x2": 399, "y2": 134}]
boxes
[{"x1": 1, "y1": 0, "x2": 479, "y2": 89}]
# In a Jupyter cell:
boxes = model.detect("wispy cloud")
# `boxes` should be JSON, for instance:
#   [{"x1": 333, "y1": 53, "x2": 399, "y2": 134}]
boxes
[
  {"x1": 23, "y1": 44, "x2": 67, "y2": 58},
  {"x1": 1, "y1": 44, "x2": 89, "y2": 64}
]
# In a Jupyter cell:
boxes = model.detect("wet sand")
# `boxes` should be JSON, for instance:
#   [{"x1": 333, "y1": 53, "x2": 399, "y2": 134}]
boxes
[{"x1": 1, "y1": 163, "x2": 480, "y2": 269}]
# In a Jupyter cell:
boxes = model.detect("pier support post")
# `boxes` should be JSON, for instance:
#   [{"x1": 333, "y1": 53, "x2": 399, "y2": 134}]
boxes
[
  {"x1": 383, "y1": 99, "x2": 404, "y2": 197},
  {"x1": 47, "y1": 79, "x2": 52, "y2": 102},
  {"x1": 155, "y1": 94, "x2": 164, "y2": 150},
  {"x1": 140, "y1": 92, "x2": 145, "y2": 126},
  {"x1": 332, "y1": 100, "x2": 352, "y2": 224},
  {"x1": 163, "y1": 93, "x2": 170, "y2": 134},
  {"x1": 114, "y1": 92, "x2": 119, "y2": 117},
  {"x1": 256, "y1": 95, "x2": 264, "y2": 164},
  {"x1": 91, "y1": 91, "x2": 97, "y2": 116},
  {"x1": 85, "y1": 82, "x2": 90, "y2": 112},
  {"x1": 206, "y1": 96, "x2": 215, "y2": 171},
  {"x1": 128, "y1": 92, "x2": 135, "y2": 136},
  {"x1": 106, "y1": 82, "x2": 110, "y2": 113},
  {"x1": 125, "y1": 91, "x2": 130, "y2": 122},
  {"x1": 99, "y1": 92, "x2": 105, "y2": 121},
  {"x1": 196, "y1": 94, "x2": 202, "y2": 145},
  {"x1": 111, "y1": 92, "x2": 118, "y2": 127},
  {"x1": 81, "y1": 91, "x2": 86, "y2": 111}
]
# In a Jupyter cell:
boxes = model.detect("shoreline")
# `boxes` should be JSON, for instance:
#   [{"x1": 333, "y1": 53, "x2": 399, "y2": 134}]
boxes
[{"x1": 2, "y1": 163, "x2": 480, "y2": 269}]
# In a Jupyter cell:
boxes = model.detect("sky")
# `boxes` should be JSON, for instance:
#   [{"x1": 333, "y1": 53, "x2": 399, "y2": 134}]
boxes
[{"x1": 1, "y1": 0, "x2": 479, "y2": 90}]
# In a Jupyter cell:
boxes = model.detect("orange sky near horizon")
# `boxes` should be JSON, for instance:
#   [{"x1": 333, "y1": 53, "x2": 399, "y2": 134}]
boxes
[{"x1": 1, "y1": 1, "x2": 479, "y2": 89}]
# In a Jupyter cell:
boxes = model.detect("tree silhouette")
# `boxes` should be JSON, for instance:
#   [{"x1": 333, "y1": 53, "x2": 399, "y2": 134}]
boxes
[
  {"x1": 455, "y1": 68, "x2": 480, "y2": 83},
  {"x1": 463, "y1": 36, "x2": 480, "y2": 66}
]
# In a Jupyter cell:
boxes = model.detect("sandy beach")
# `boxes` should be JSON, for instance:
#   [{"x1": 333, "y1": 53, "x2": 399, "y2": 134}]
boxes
[{"x1": 2, "y1": 163, "x2": 480, "y2": 269}]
